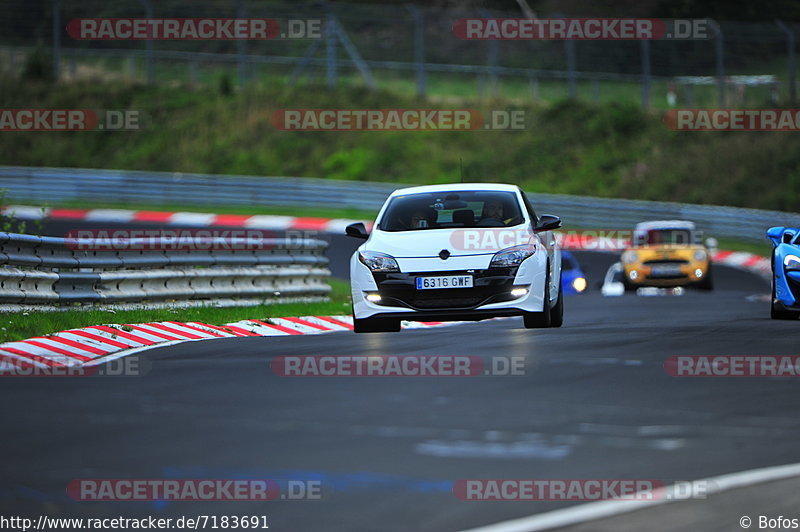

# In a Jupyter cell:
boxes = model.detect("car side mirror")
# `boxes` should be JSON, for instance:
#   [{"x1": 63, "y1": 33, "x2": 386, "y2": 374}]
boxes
[
  {"x1": 346, "y1": 222, "x2": 370, "y2": 240},
  {"x1": 767, "y1": 226, "x2": 786, "y2": 246},
  {"x1": 704, "y1": 237, "x2": 718, "y2": 252},
  {"x1": 535, "y1": 214, "x2": 562, "y2": 232}
]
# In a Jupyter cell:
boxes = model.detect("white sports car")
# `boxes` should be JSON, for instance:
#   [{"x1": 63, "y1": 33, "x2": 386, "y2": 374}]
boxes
[{"x1": 346, "y1": 183, "x2": 563, "y2": 333}]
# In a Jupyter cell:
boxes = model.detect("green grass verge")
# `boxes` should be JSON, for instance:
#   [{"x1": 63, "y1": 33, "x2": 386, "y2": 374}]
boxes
[
  {"x1": 0, "y1": 279, "x2": 352, "y2": 344},
  {"x1": 2, "y1": 80, "x2": 800, "y2": 212},
  {"x1": 713, "y1": 237, "x2": 771, "y2": 258}
]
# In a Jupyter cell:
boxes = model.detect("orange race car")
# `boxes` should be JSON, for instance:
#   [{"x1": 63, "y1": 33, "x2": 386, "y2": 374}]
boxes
[{"x1": 621, "y1": 220, "x2": 714, "y2": 291}]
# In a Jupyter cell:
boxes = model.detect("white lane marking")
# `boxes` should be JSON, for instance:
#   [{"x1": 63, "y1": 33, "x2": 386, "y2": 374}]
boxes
[
  {"x1": 458, "y1": 462, "x2": 800, "y2": 532},
  {"x1": 415, "y1": 440, "x2": 571, "y2": 460},
  {"x1": 548, "y1": 357, "x2": 643, "y2": 366}
]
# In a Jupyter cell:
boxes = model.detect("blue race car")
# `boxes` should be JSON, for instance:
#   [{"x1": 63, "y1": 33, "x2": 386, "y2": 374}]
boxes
[
  {"x1": 561, "y1": 250, "x2": 588, "y2": 295},
  {"x1": 768, "y1": 226, "x2": 800, "y2": 319}
]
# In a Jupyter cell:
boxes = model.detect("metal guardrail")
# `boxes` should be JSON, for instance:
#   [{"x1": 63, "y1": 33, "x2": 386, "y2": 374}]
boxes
[
  {"x1": 2, "y1": 165, "x2": 799, "y2": 243},
  {"x1": 0, "y1": 166, "x2": 396, "y2": 212},
  {"x1": 0, "y1": 231, "x2": 331, "y2": 304}
]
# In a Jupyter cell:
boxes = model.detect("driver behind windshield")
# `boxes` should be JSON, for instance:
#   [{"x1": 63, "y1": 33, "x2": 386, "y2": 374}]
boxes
[
  {"x1": 408, "y1": 206, "x2": 438, "y2": 229},
  {"x1": 480, "y1": 199, "x2": 516, "y2": 225}
]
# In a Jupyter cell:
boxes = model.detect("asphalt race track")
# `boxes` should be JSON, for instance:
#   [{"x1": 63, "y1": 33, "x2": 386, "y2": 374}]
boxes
[{"x1": 0, "y1": 220, "x2": 794, "y2": 532}]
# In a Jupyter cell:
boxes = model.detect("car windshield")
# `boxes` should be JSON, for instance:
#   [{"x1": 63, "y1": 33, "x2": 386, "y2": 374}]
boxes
[
  {"x1": 562, "y1": 255, "x2": 577, "y2": 271},
  {"x1": 378, "y1": 190, "x2": 524, "y2": 231},
  {"x1": 635, "y1": 229, "x2": 695, "y2": 247}
]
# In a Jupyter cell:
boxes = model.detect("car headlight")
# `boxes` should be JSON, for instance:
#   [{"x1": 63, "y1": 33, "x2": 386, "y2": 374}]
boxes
[
  {"x1": 359, "y1": 251, "x2": 400, "y2": 272},
  {"x1": 694, "y1": 249, "x2": 707, "y2": 261},
  {"x1": 572, "y1": 277, "x2": 587, "y2": 292},
  {"x1": 784, "y1": 254, "x2": 800, "y2": 270},
  {"x1": 490, "y1": 244, "x2": 537, "y2": 268},
  {"x1": 623, "y1": 251, "x2": 638, "y2": 264}
]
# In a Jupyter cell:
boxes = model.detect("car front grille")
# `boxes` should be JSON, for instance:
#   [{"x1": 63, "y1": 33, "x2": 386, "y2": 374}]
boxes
[
  {"x1": 372, "y1": 268, "x2": 517, "y2": 310},
  {"x1": 643, "y1": 259, "x2": 689, "y2": 265},
  {"x1": 644, "y1": 273, "x2": 688, "y2": 280}
]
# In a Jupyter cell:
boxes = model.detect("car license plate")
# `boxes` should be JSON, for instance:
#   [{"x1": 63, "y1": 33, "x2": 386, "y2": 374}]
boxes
[
  {"x1": 416, "y1": 275, "x2": 473, "y2": 290},
  {"x1": 650, "y1": 264, "x2": 682, "y2": 277}
]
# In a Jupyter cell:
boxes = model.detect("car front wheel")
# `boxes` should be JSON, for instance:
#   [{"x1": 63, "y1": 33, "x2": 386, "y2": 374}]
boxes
[
  {"x1": 550, "y1": 277, "x2": 564, "y2": 328},
  {"x1": 771, "y1": 279, "x2": 800, "y2": 320},
  {"x1": 524, "y1": 269, "x2": 553, "y2": 329}
]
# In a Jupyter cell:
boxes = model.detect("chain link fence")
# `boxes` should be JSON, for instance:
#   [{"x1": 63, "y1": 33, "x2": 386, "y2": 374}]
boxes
[{"x1": 2, "y1": 1, "x2": 799, "y2": 108}]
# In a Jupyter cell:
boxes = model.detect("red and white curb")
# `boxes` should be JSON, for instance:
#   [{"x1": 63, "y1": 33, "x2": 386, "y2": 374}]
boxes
[
  {"x1": 712, "y1": 249, "x2": 771, "y2": 279},
  {"x1": 2, "y1": 205, "x2": 371, "y2": 235},
  {"x1": 4, "y1": 203, "x2": 772, "y2": 278},
  {"x1": 0, "y1": 316, "x2": 457, "y2": 369}
]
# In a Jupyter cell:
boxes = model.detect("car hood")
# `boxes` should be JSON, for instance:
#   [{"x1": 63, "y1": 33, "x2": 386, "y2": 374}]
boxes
[{"x1": 365, "y1": 229, "x2": 501, "y2": 258}]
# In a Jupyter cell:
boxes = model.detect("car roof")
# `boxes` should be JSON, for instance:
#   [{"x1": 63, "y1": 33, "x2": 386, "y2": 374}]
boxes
[
  {"x1": 635, "y1": 220, "x2": 696, "y2": 231},
  {"x1": 389, "y1": 183, "x2": 522, "y2": 197}
]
